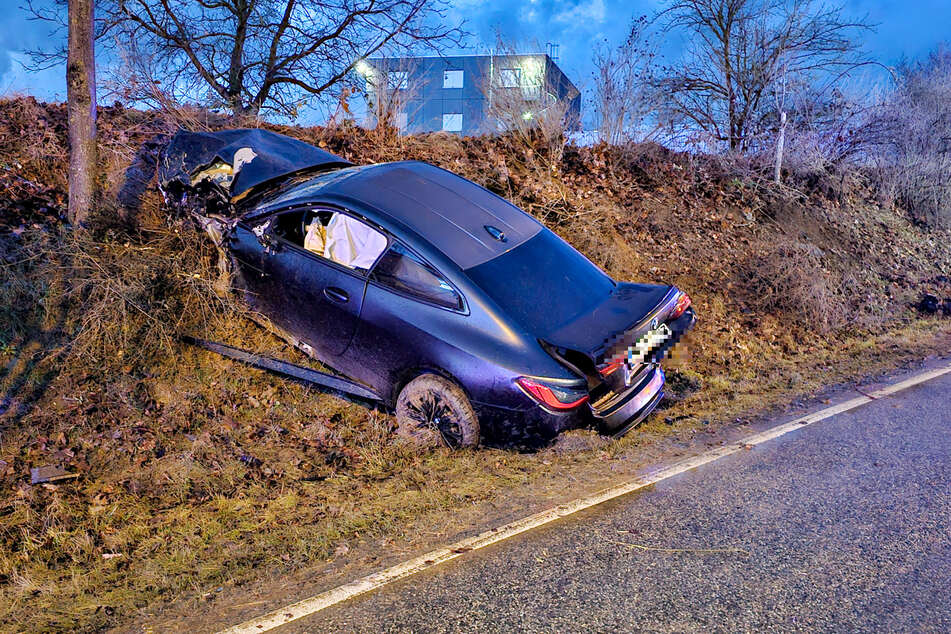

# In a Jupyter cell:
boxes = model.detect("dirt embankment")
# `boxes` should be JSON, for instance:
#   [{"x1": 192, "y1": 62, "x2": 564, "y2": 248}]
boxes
[{"x1": 1, "y1": 96, "x2": 951, "y2": 632}]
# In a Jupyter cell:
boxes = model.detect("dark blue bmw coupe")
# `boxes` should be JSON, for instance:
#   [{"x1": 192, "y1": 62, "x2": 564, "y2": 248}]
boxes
[{"x1": 161, "y1": 129, "x2": 696, "y2": 448}]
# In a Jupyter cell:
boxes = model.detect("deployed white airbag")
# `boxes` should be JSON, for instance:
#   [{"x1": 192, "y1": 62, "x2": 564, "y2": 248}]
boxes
[
  {"x1": 325, "y1": 213, "x2": 387, "y2": 269},
  {"x1": 304, "y1": 221, "x2": 326, "y2": 255}
]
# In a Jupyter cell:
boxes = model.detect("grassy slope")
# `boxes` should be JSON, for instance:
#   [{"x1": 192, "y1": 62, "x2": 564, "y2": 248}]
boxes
[{"x1": 1, "y1": 97, "x2": 951, "y2": 631}]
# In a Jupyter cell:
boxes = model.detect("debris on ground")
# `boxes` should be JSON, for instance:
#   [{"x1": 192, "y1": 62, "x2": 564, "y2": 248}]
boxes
[
  {"x1": 916, "y1": 293, "x2": 951, "y2": 315},
  {"x1": 30, "y1": 465, "x2": 80, "y2": 485}
]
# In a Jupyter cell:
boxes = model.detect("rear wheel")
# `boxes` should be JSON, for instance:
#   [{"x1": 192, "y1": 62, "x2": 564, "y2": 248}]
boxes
[{"x1": 396, "y1": 374, "x2": 480, "y2": 449}]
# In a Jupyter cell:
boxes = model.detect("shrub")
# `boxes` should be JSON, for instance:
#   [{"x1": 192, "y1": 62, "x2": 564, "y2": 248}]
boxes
[
  {"x1": 739, "y1": 239, "x2": 844, "y2": 333},
  {"x1": 870, "y1": 46, "x2": 951, "y2": 227}
]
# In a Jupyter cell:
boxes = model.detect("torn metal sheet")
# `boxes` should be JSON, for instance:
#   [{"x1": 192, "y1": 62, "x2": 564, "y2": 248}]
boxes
[
  {"x1": 30, "y1": 465, "x2": 80, "y2": 485},
  {"x1": 182, "y1": 337, "x2": 381, "y2": 402},
  {"x1": 159, "y1": 128, "x2": 351, "y2": 203}
]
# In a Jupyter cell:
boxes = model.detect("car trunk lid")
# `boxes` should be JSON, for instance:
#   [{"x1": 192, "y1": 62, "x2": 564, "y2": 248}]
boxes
[
  {"x1": 542, "y1": 282, "x2": 677, "y2": 364},
  {"x1": 539, "y1": 283, "x2": 679, "y2": 411}
]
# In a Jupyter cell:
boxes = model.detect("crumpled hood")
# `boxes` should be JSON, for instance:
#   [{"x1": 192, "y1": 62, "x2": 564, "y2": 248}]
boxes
[{"x1": 158, "y1": 128, "x2": 351, "y2": 202}]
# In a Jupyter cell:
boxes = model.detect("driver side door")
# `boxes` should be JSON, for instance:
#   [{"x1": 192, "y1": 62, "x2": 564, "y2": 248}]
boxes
[{"x1": 231, "y1": 207, "x2": 387, "y2": 360}]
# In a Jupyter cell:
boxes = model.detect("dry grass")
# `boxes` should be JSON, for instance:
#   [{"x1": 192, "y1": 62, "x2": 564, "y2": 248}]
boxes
[
  {"x1": 739, "y1": 238, "x2": 844, "y2": 332},
  {"x1": 2, "y1": 98, "x2": 951, "y2": 632}
]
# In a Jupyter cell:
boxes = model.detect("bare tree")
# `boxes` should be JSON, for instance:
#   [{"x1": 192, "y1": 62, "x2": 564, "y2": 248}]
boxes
[
  {"x1": 871, "y1": 46, "x2": 951, "y2": 227},
  {"x1": 358, "y1": 58, "x2": 425, "y2": 133},
  {"x1": 67, "y1": 0, "x2": 97, "y2": 226},
  {"x1": 655, "y1": 0, "x2": 872, "y2": 152},
  {"x1": 781, "y1": 83, "x2": 879, "y2": 174},
  {"x1": 591, "y1": 16, "x2": 660, "y2": 145},
  {"x1": 29, "y1": 0, "x2": 464, "y2": 118},
  {"x1": 479, "y1": 40, "x2": 578, "y2": 165}
]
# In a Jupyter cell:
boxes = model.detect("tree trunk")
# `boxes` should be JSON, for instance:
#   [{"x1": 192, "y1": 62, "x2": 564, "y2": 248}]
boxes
[
  {"x1": 774, "y1": 110, "x2": 787, "y2": 184},
  {"x1": 67, "y1": 0, "x2": 97, "y2": 227}
]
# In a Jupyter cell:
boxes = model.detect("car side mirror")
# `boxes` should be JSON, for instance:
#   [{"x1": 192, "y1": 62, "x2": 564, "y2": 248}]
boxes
[{"x1": 252, "y1": 219, "x2": 283, "y2": 254}]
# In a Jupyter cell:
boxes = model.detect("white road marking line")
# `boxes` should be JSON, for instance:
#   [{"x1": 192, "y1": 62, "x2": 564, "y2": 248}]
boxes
[{"x1": 218, "y1": 361, "x2": 951, "y2": 634}]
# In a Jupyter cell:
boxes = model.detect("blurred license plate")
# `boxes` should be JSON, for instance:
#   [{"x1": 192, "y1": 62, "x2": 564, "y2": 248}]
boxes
[{"x1": 622, "y1": 323, "x2": 673, "y2": 385}]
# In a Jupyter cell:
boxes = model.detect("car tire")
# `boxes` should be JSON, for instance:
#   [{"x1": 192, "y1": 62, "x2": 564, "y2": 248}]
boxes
[{"x1": 396, "y1": 374, "x2": 480, "y2": 449}]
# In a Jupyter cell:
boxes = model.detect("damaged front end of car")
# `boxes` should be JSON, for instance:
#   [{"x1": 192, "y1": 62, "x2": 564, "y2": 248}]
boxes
[
  {"x1": 158, "y1": 128, "x2": 352, "y2": 293},
  {"x1": 157, "y1": 129, "x2": 385, "y2": 400}
]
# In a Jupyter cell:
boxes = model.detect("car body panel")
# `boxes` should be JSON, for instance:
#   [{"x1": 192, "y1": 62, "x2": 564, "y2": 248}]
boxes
[
  {"x1": 342, "y1": 163, "x2": 543, "y2": 269},
  {"x1": 544, "y1": 283, "x2": 675, "y2": 359},
  {"x1": 260, "y1": 242, "x2": 368, "y2": 357},
  {"x1": 160, "y1": 128, "x2": 352, "y2": 200},
  {"x1": 253, "y1": 162, "x2": 544, "y2": 269},
  {"x1": 462, "y1": 228, "x2": 618, "y2": 338},
  {"x1": 228, "y1": 221, "x2": 364, "y2": 357},
  {"x1": 344, "y1": 278, "x2": 578, "y2": 405},
  {"x1": 592, "y1": 364, "x2": 666, "y2": 433}
]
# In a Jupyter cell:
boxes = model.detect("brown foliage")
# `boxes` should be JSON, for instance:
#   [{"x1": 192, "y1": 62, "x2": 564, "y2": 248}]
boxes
[{"x1": 2, "y1": 97, "x2": 951, "y2": 630}]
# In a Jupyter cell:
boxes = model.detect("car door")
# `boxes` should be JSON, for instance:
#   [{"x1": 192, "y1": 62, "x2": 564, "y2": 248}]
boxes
[
  {"x1": 345, "y1": 241, "x2": 467, "y2": 396},
  {"x1": 228, "y1": 219, "x2": 277, "y2": 315},
  {"x1": 236, "y1": 207, "x2": 387, "y2": 359}
]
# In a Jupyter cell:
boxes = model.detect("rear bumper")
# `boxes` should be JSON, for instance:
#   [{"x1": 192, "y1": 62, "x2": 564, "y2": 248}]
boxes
[
  {"x1": 473, "y1": 400, "x2": 585, "y2": 449},
  {"x1": 590, "y1": 364, "x2": 666, "y2": 436},
  {"x1": 586, "y1": 303, "x2": 695, "y2": 437},
  {"x1": 474, "y1": 365, "x2": 666, "y2": 446},
  {"x1": 474, "y1": 362, "x2": 668, "y2": 446}
]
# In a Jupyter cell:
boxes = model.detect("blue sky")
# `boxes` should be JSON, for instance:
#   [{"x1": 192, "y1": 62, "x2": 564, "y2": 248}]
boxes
[{"x1": 2, "y1": 0, "x2": 949, "y2": 115}]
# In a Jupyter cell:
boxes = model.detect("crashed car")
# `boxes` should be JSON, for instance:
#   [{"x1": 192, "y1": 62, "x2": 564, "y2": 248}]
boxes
[{"x1": 160, "y1": 129, "x2": 696, "y2": 448}]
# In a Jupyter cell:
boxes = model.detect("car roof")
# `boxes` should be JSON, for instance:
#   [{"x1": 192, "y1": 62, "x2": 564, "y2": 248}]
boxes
[{"x1": 257, "y1": 161, "x2": 543, "y2": 270}]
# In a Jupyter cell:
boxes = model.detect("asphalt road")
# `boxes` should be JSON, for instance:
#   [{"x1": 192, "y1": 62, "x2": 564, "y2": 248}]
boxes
[{"x1": 288, "y1": 372, "x2": 951, "y2": 633}]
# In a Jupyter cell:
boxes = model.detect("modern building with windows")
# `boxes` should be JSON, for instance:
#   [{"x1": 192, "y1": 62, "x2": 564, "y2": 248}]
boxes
[{"x1": 357, "y1": 54, "x2": 581, "y2": 136}]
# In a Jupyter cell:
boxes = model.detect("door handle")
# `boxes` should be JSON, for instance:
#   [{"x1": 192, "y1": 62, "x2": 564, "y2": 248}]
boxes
[{"x1": 324, "y1": 287, "x2": 349, "y2": 303}]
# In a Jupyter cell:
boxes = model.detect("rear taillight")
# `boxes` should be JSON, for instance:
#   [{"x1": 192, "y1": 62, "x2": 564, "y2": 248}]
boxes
[
  {"x1": 670, "y1": 292, "x2": 692, "y2": 320},
  {"x1": 516, "y1": 377, "x2": 589, "y2": 411},
  {"x1": 599, "y1": 359, "x2": 624, "y2": 377}
]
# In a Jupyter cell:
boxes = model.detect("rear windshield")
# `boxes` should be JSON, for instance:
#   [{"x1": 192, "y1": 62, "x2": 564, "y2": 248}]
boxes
[{"x1": 464, "y1": 229, "x2": 615, "y2": 334}]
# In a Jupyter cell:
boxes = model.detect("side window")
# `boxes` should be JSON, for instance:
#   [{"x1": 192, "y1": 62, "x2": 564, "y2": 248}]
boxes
[
  {"x1": 269, "y1": 209, "x2": 308, "y2": 247},
  {"x1": 262, "y1": 209, "x2": 388, "y2": 274},
  {"x1": 370, "y1": 243, "x2": 462, "y2": 310}
]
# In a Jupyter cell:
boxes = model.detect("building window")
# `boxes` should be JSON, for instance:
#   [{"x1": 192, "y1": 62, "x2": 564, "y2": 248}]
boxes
[
  {"x1": 442, "y1": 113, "x2": 463, "y2": 132},
  {"x1": 443, "y1": 69, "x2": 464, "y2": 89},
  {"x1": 387, "y1": 71, "x2": 408, "y2": 90},
  {"x1": 394, "y1": 111, "x2": 407, "y2": 131},
  {"x1": 522, "y1": 85, "x2": 541, "y2": 101},
  {"x1": 499, "y1": 68, "x2": 521, "y2": 88}
]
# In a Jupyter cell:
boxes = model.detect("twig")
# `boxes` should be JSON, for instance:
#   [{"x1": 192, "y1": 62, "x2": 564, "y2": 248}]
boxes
[{"x1": 855, "y1": 387, "x2": 878, "y2": 399}]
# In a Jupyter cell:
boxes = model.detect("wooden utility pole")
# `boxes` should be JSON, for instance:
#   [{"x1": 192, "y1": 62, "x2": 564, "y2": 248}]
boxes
[
  {"x1": 67, "y1": 0, "x2": 97, "y2": 227},
  {"x1": 773, "y1": 62, "x2": 788, "y2": 185},
  {"x1": 774, "y1": 110, "x2": 787, "y2": 184}
]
